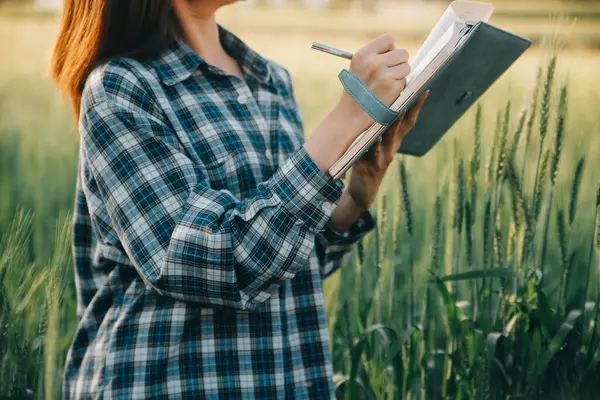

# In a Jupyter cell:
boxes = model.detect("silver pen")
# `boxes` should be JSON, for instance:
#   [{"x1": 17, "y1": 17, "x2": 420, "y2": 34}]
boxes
[{"x1": 311, "y1": 42, "x2": 354, "y2": 60}]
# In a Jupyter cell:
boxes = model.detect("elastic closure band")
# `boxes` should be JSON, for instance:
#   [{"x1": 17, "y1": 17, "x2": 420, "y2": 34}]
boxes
[{"x1": 338, "y1": 69, "x2": 400, "y2": 126}]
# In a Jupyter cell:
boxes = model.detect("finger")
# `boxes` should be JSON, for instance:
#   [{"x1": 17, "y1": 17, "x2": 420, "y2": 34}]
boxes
[
  {"x1": 371, "y1": 136, "x2": 383, "y2": 161},
  {"x1": 361, "y1": 34, "x2": 395, "y2": 55},
  {"x1": 373, "y1": 137, "x2": 383, "y2": 165},
  {"x1": 373, "y1": 136, "x2": 383, "y2": 156},
  {"x1": 386, "y1": 63, "x2": 411, "y2": 80},
  {"x1": 405, "y1": 90, "x2": 429, "y2": 126},
  {"x1": 361, "y1": 136, "x2": 381, "y2": 164},
  {"x1": 383, "y1": 110, "x2": 407, "y2": 159},
  {"x1": 376, "y1": 138, "x2": 386, "y2": 169},
  {"x1": 379, "y1": 48, "x2": 409, "y2": 67},
  {"x1": 382, "y1": 110, "x2": 406, "y2": 146}
]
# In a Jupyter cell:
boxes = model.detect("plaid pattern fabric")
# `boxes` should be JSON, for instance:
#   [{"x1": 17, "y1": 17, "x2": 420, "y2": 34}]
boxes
[{"x1": 64, "y1": 25, "x2": 376, "y2": 399}]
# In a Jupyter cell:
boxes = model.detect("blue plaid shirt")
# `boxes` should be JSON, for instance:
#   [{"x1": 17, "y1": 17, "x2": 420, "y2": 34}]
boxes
[{"x1": 64, "y1": 25, "x2": 376, "y2": 399}]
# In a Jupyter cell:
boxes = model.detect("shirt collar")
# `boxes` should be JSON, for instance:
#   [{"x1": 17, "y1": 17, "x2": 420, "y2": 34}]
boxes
[{"x1": 154, "y1": 24, "x2": 272, "y2": 86}]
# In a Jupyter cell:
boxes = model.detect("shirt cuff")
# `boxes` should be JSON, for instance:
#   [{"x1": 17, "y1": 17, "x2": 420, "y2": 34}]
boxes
[
  {"x1": 325, "y1": 221, "x2": 351, "y2": 238},
  {"x1": 318, "y1": 208, "x2": 376, "y2": 245},
  {"x1": 267, "y1": 145, "x2": 345, "y2": 233}
]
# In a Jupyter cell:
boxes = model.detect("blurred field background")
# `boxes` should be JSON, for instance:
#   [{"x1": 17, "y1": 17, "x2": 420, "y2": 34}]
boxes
[{"x1": 1, "y1": 0, "x2": 600, "y2": 398}]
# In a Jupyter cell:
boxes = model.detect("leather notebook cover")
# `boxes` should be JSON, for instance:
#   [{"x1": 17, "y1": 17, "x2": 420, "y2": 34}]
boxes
[{"x1": 396, "y1": 21, "x2": 531, "y2": 156}]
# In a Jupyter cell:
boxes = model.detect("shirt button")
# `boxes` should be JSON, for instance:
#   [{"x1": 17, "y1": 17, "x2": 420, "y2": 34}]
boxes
[
  {"x1": 265, "y1": 149, "x2": 272, "y2": 160},
  {"x1": 237, "y1": 94, "x2": 248, "y2": 105},
  {"x1": 322, "y1": 202, "x2": 334, "y2": 213}
]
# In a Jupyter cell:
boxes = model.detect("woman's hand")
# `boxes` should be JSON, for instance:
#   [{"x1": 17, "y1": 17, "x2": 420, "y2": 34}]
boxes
[
  {"x1": 337, "y1": 34, "x2": 411, "y2": 129},
  {"x1": 304, "y1": 34, "x2": 412, "y2": 174},
  {"x1": 344, "y1": 91, "x2": 430, "y2": 211}
]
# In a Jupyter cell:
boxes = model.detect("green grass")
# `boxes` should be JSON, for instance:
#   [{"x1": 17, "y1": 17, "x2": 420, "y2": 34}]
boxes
[{"x1": 1, "y1": 4, "x2": 600, "y2": 399}]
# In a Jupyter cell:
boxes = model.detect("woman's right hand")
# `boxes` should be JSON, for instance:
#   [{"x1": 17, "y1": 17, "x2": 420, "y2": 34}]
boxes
[
  {"x1": 337, "y1": 34, "x2": 411, "y2": 129},
  {"x1": 304, "y1": 34, "x2": 412, "y2": 175}
]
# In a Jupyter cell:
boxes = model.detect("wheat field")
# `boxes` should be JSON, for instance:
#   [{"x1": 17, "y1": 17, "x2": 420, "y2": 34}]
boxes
[{"x1": 1, "y1": 3, "x2": 600, "y2": 399}]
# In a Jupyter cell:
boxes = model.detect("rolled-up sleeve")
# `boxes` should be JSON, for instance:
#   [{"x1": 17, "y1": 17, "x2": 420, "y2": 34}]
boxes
[
  {"x1": 315, "y1": 209, "x2": 376, "y2": 278},
  {"x1": 80, "y1": 88, "x2": 345, "y2": 311}
]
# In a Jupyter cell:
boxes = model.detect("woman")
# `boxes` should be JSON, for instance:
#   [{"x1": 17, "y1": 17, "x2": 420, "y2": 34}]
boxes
[{"x1": 51, "y1": 0, "x2": 427, "y2": 398}]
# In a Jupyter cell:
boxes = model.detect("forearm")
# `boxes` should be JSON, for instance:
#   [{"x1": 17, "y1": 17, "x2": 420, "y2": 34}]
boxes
[{"x1": 304, "y1": 100, "x2": 372, "y2": 176}]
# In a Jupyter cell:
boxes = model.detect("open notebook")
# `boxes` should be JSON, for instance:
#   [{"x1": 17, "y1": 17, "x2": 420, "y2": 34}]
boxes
[{"x1": 328, "y1": 1, "x2": 530, "y2": 180}]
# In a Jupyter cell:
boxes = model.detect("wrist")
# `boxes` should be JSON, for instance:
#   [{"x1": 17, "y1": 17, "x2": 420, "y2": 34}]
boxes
[
  {"x1": 328, "y1": 189, "x2": 367, "y2": 233},
  {"x1": 306, "y1": 102, "x2": 371, "y2": 175},
  {"x1": 335, "y1": 92, "x2": 374, "y2": 131}
]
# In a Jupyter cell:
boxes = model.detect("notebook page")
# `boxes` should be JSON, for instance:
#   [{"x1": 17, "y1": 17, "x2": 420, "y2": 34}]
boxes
[
  {"x1": 406, "y1": 4, "x2": 461, "y2": 85},
  {"x1": 395, "y1": 23, "x2": 467, "y2": 107},
  {"x1": 406, "y1": 1, "x2": 494, "y2": 87},
  {"x1": 406, "y1": 24, "x2": 458, "y2": 88}
]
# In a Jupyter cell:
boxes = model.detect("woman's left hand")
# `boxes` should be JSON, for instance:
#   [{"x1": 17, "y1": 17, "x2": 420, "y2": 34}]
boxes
[{"x1": 345, "y1": 90, "x2": 429, "y2": 210}]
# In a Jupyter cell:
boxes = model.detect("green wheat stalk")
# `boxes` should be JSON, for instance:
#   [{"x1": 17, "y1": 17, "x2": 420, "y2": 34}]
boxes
[
  {"x1": 560, "y1": 156, "x2": 585, "y2": 313},
  {"x1": 32, "y1": 298, "x2": 49, "y2": 390},
  {"x1": 399, "y1": 160, "x2": 414, "y2": 326},
  {"x1": 432, "y1": 195, "x2": 444, "y2": 272},
  {"x1": 539, "y1": 84, "x2": 568, "y2": 272},
  {"x1": 399, "y1": 159, "x2": 419, "y2": 393},
  {"x1": 531, "y1": 55, "x2": 557, "y2": 205},
  {"x1": 491, "y1": 101, "x2": 511, "y2": 280},
  {"x1": 483, "y1": 198, "x2": 492, "y2": 269},
  {"x1": 505, "y1": 161, "x2": 528, "y2": 225},
  {"x1": 509, "y1": 174, "x2": 523, "y2": 234},
  {"x1": 388, "y1": 183, "x2": 402, "y2": 322},
  {"x1": 482, "y1": 109, "x2": 502, "y2": 300},
  {"x1": 465, "y1": 201, "x2": 476, "y2": 316},
  {"x1": 539, "y1": 55, "x2": 557, "y2": 142},
  {"x1": 399, "y1": 161, "x2": 414, "y2": 238},
  {"x1": 486, "y1": 110, "x2": 502, "y2": 188},
  {"x1": 429, "y1": 194, "x2": 443, "y2": 377},
  {"x1": 490, "y1": 217, "x2": 505, "y2": 325},
  {"x1": 521, "y1": 64, "x2": 543, "y2": 182},
  {"x1": 452, "y1": 158, "x2": 465, "y2": 294},
  {"x1": 556, "y1": 208, "x2": 569, "y2": 313},
  {"x1": 596, "y1": 185, "x2": 600, "y2": 301},
  {"x1": 465, "y1": 201, "x2": 474, "y2": 271},
  {"x1": 509, "y1": 107, "x2": 527, "y2": 161},
  {"x1": 453, "y1": 156, "x2": 465, "y2": 235},
  {"x1": 532, "y1": 150, "x2": 550, "y2": 222},
  {"x1": 470, "y1": 104, "x2": 482, "y2": 222},
  {"x1": 568, "y1": 157, "x2": 585, "y2": 227},
  {"x1": 524, "y1": 64, "x2": 543, "y2": 150},
  {"x1": 507, "y1": 222, "x2": 517, "y2": 267},
  {"x1": 494, "y1": 224, "x2": 507, "y2": 324},
  {"x1": 375, "y1": 195, "x2": 386, "y2": 323},
  {"x1": 505, "y1": 160, "x2": 529, "y2": 276},
  {"x1": 583, "y1": 182, "x2": 599, "y2": 313},
  {"x1": 550, "y1": 85, "x2": 567, "y2": 187},
  {"x1": 496, "y1": 100, "x2": 512, "y2": 188}
]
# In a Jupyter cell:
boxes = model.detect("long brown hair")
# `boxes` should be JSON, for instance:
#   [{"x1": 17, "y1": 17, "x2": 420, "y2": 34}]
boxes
[{"x1": 50, "y1": 1, "x2": 181, "y2": 119}]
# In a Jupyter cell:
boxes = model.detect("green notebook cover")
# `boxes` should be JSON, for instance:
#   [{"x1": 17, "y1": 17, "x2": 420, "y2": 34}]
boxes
[{"x1": 397, "y1": 21, "x2": 532, "y2": 156}]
